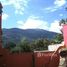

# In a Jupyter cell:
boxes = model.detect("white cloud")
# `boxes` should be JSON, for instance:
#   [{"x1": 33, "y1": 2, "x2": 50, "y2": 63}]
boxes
[
  {"x1": 17, "y1": 16, "x2": 62, "y2": 33},
  {"x1": 54, "y1": 0, "x2": 66, "y2": 7},
  {"x1": 17, "y1": 16, "x2": 48, "y2": 30},
  {"x1": 49, "y1": 20, "x2": 61, "y2": 33},
  {"x1": 0, "y1": 0, "x2": 30, "y2": 15},
  {"x1": 2, "y1": 13, "x2": 9, "y2": 20},
  {"x1": 44, "y1": 0, "x2": 66, "y2": 12}
]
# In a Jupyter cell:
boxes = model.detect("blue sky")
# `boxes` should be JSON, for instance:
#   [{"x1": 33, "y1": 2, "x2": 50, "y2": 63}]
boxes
[{"x1": 0, "y1": 0, "x2": 67, "y2": 33}]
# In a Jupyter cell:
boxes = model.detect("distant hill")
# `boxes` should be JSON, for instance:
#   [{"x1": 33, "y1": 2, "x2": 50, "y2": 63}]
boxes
[{"x1": 2, "y1": 28, "x2": 58, "y2": 45}]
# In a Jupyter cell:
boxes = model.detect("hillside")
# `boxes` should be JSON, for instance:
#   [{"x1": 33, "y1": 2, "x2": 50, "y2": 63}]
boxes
[{"x1": 2, "y1": 28, "x2": 58, "y2": 44}]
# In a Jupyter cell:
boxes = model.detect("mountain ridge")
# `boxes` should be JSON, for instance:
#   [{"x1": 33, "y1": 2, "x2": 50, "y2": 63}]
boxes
[{"x1": 2, "y1": 28, "x2": 58, "y2": 45}]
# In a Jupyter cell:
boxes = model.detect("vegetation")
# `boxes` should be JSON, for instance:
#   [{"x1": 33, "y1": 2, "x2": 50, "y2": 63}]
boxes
[
  {"x1": 53, "y1": 34, "x2": 63, "y2": 44},
  {"x1": 4, "y1": 38, "x2": 52, "y2": 53},
  {"x1": 4, "y1": 33, "x2": 63, "y2": 53},
  {"x1": 59, "y1": 19, "x2": 67, "y2": 26},
  {"x1": 31, "y1": 38, "x2": 50, "y2": 51},
  {"x1": 53, "y1": 18, "x2": 67, "y2": 44},
  {"x1": 4, "y1": 42, "x2": 16, "y2": 50},
  {"x1": 4, "y1": 18, "x2": 67, "y2": 53}
]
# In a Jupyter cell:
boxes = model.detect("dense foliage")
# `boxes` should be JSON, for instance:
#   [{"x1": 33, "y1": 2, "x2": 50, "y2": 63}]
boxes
[
  {"x1": 3, "y1": 32, "x2": 63, "y2": 53},
  {"x1": 4, "y1": 38, "x2": 52, "y2": 53}
]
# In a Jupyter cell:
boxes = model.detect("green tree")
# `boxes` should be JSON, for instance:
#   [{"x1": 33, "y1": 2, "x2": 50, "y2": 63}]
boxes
[
  {"x1": 10, "y1": 38, "x2": 32, "y2": 53},
  {"x1": 16, "y1": 37, "x2": 32, "y2": 52},
  {"x1": 43, "y1": 39, "x2": 50, "y2": 49},
  {"x1": 59, "y1": 19, "x2": 67, "y2": 26},
  {"x1": 10, "y1": 46, "x2": 21, "y2": 53},
  {"x1": 53, "y1": 34, "x2": 63, "y2": 44},
  {"x1": 5, "y1": 41, "x2": 16, "y2": 50},
  {"x1": 53, "y1": 18, "x2": 67, "y2": 44},
  {"x1": 32, "y1": 38, "x2": 50, "y2": 51}
]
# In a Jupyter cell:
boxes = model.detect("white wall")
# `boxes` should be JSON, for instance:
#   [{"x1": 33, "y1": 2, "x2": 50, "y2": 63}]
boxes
[{"x1": 48, "y1": 44, "x2": 63, "y2": 51}]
